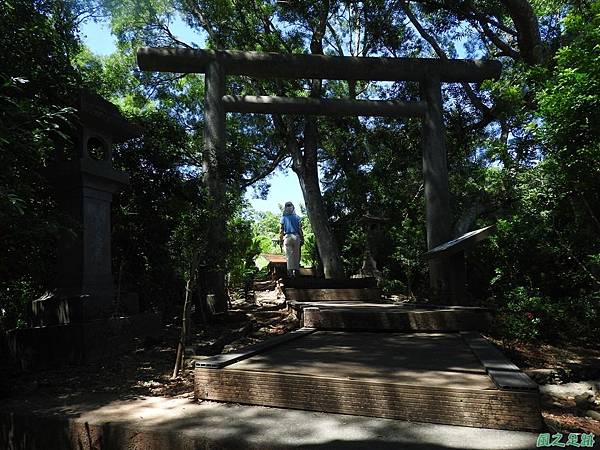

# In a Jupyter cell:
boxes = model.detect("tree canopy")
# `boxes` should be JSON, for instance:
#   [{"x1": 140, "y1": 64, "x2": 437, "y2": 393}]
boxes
[{"x1": 1, "y1": 0, "x2": 598, "y2": 343}]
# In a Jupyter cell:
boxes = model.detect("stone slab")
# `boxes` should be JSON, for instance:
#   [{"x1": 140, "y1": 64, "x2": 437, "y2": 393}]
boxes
[{"x1": 300, "y1": 304, "x2": 493, "y2": 331}]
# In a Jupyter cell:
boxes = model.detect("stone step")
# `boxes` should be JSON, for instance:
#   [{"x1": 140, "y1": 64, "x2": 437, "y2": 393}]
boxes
[
  {"x1": 282, "y1": 277, "x2": 377, "y2": 289},
  {"x1": 300, "y1": 304, "x2": 493, "y2": 332},
  {"x1": 284, "y1": 288, "x2": 381, "y2": 302}
]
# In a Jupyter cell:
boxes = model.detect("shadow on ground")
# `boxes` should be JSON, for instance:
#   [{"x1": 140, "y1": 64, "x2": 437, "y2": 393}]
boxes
[{"x1": 0, "y1": 396, "x2": 540, "y2": 450}]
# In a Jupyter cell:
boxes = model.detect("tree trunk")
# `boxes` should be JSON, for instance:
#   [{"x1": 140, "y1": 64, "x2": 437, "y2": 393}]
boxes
[
  {"x1": 294, "y1": 151, "x2": 345, "y2": 279},
  {"x1": 172, "y1": 278, "x2": 193, "y2": 379},
  {"x1": 292, "y1": 0, "x2": 344, "y2": 279},
  {"x1": 501, "y1": 0, "x2": 543, "y2": 65}
]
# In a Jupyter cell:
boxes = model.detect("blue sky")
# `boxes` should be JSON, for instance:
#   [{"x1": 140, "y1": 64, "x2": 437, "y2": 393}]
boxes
[{"x1": 79, "y1": 17, "x2": 304, "y2": 215}]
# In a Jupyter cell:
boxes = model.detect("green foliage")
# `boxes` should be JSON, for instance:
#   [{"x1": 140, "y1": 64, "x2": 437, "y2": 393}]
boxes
[
  {"x1": 252, "y1": 211, "x2": 281, "y2": 254},
  {"x1": 497, "y1": 287, "x2": 551, "y2": 342},
  {"x1": 537, "y1": 1, "x2": 600, "y2": 202},
  {"x1": 538, "y1": 2, "x2": 600, "y2": 150},
  {"x1": 300, "y1": 219, "x2": 318, "y2": 268},
  {"x1": 170, "y1": 207, "x2": 208, "y2": 280},
  {"x1": 295, "y1": 204, "x2": 318, "y2": 268},
  {"x1": 0, "y1": 279, "x2": 39, "y2": 330},
  {"x1": 322, "y1": 118, "x2": 430, "y2": 296},
  {"x1": 388, "y1": 218, "x2": 427, "y2": 296},
  {"x1": 497, "y1": 287, "x2": 599, "y2": 343},
  {"x1": 225, "y1": 207, "x2": 262, "y2": 289},
  {"x1": 111, "y1": 110, "x2": 194, "y2": 312},
  {"x1": 485, "y1": 2, "x2": 599, "y2": 343},
  {"x1": 0, "y1": 0, "x2": 81, "y2": 331}
]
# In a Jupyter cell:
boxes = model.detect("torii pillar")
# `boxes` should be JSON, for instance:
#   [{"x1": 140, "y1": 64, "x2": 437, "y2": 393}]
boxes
[{"x1": 421, "y1": 75, "x2": 453, "y2": 302}]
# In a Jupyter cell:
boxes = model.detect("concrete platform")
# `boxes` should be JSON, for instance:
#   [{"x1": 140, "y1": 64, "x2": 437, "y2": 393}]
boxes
[
  {"x1": 0, "y1": 395, "x2": 540, "y2": 449},
  {"x1": 194, "y1": 330, "x2": 542, "y2": 431},
  {"x1": 227, "y1": 332, "x2": 493, "y2": 388}
]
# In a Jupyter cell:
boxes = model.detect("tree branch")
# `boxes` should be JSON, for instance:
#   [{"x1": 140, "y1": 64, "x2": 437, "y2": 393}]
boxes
[
  {"x1": 183, "y1": 0, "x2": 223, "y2": 49},
  {"x1": 419, "y1": 0, "x2": 517, "y2": 36},
  {"x1": 325, "y1": 22, "x2": 345, "y2": 55},
  {"x1": 401, "y1": 1, "x2": 492, "y2": 118},
  {"x1": 478, "y1": 20, "x2": 520, "y2": 59},
  {"x1": 240, "y1": 148, "x2": 288, "y2": 188},
  {"x1": 252, "y1": 0, "x2": 294, "y2": 53},
  {"x1": 303, "y1": 0, "x2": 330, "y2": 175},
  {"x1": 145, "y1": 73, "x2": 188, "y2": 97},
  {"x1": 158, "y1": 22, "x2": 193, "y2": 49},
  {"x1": 500, "y1": 0, "x2": 543, "y2": 65}
]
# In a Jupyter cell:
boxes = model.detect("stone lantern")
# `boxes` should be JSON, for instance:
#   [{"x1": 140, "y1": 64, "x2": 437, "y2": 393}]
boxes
[
  {"x1": 31, "y1": 91, "x2": 140, "y2": 324},
  {"x1": 356, "y1": 214, "x2": 389, "y2": 280},
  {"x1": 8, "y1": 91, "x2": 158, "y2": 370}
]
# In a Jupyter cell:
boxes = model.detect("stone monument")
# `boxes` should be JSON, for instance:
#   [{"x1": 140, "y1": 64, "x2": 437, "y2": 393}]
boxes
[
  {"x1": 7, "y1": 91, "x2": 159, "y2": 370},
  {"x1": 355, "y1": 214, "x2": 389, "y2": 281}
]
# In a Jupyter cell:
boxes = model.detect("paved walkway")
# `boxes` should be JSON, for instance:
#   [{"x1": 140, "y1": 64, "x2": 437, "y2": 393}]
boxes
[{"x1": 0, "y1": 395, "x2": 541, "y2": 449}]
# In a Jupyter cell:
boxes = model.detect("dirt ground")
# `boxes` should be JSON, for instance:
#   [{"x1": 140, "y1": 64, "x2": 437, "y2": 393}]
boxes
[
  {"x1": 493, "y1": 338, "x2": 600, "y2": 434},
  {"x1": 1, "y1": 290, "x2": 599, "y2": 435},
  {"x1": 0, "y1": 289, "x2": 297, "y2": 403}
]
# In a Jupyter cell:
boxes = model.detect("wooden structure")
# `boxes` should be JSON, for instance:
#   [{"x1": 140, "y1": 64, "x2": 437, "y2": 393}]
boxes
[
  {"x1": 194, "y1": 329, "x2": 541, "y2": 431},
  {"x1": 256, "y1": 253, "x2": 288, "y2": 280},
  {"x1": 285, "y1": 289, "x2": 381, "y2": 302},
  {"x1": 137, "y1": 47, "x2": 502, "y2": 302},
  {"x1": 283, "y1": 277, "x2": 492, "y2": 331}
]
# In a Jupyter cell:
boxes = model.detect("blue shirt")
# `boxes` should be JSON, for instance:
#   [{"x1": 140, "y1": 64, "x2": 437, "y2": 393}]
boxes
[{"x1": 280, "y1": 214, "x2": 301, "y2": 234}]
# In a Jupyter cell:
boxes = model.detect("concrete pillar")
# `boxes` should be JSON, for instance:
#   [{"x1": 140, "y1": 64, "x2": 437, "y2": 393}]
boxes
[
  {"x1": 202, "y1": 61, "x2": 229, "y2": 313},
  {"x1": 203, "y1": 61, "x2": 225, "y2": 194},
  {"x1": 421, "y1": 76, "x2": 453, "y2": 301},
  {"x1": 53, "y1": 157, "x2": 129, "y2": 321}
]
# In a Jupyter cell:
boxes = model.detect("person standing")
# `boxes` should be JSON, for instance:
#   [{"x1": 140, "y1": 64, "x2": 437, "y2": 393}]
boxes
[{"x1": 279, "y1": 202, "x2": 303, "y2": 277}]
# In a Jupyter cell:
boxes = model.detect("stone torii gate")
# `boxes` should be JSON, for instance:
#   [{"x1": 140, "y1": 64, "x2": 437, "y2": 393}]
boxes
[{"x1": 137, "y1": 48, "x2": 501, "y2": 303}]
